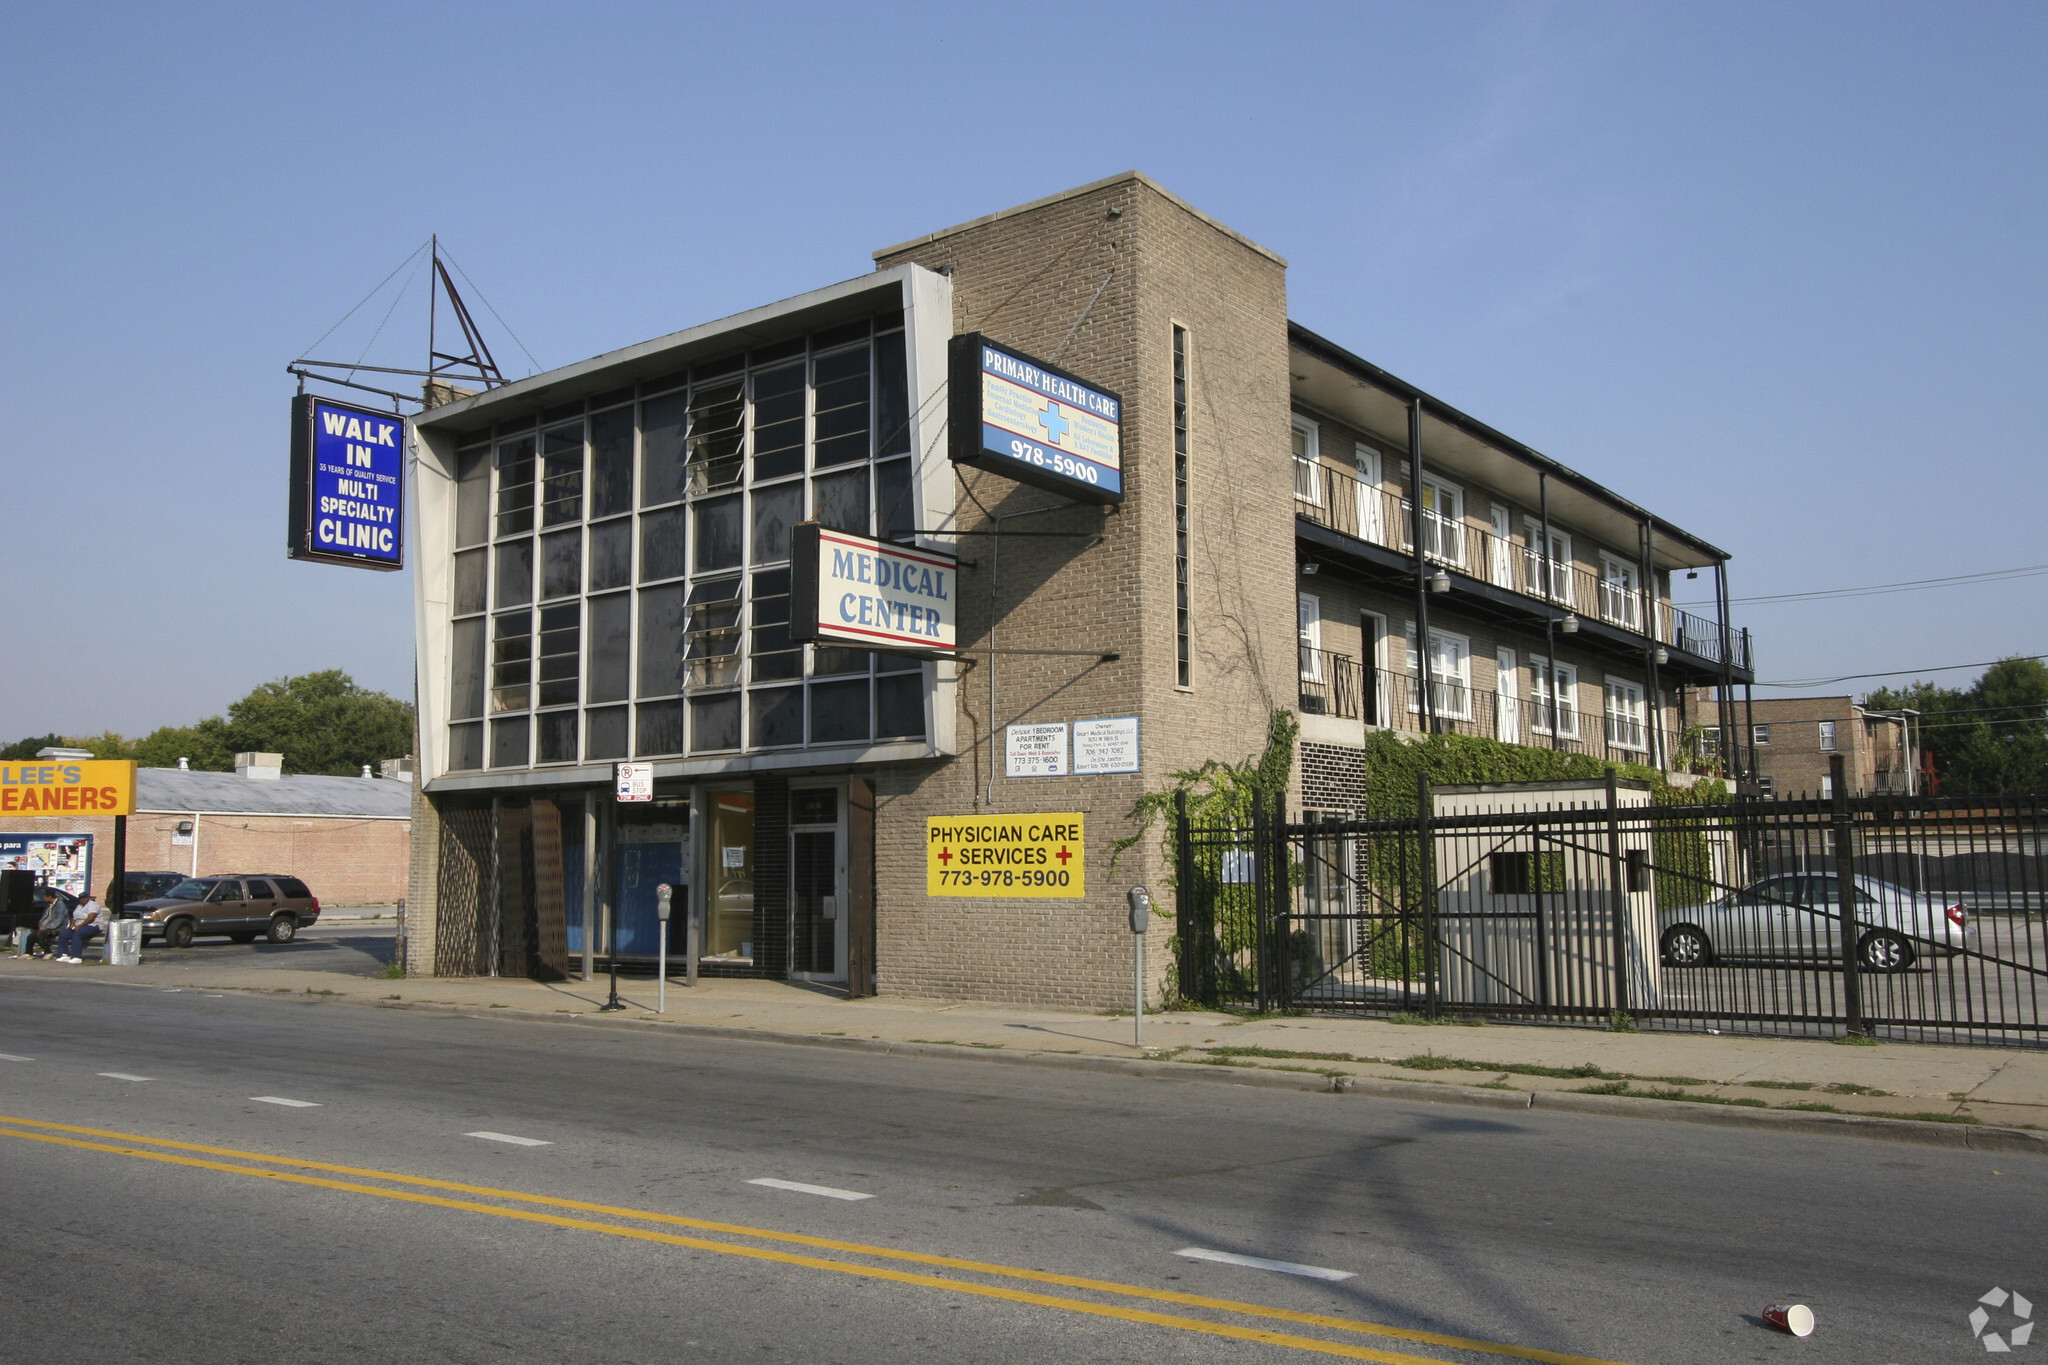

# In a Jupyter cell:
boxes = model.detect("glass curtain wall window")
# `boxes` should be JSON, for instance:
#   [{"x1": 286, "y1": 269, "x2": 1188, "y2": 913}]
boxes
[{"x1": 450, "y1": 311, "x2": 925, "y2": 770}]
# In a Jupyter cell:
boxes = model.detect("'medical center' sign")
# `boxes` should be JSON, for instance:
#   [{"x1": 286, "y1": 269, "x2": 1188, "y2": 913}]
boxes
[
  {"x1": 791, "y1": 524, "x2": 959, "y2": 656},
  {"x1": 950, "y1": 334, "x2": 1122, "y2": 504},
  {"x1": 288, "y1": 395, "x2": 406, "y2": 570}
]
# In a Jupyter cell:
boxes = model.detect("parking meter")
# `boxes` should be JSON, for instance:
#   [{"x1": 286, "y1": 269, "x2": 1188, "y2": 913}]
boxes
[
  {"x1": 1125, "y1": 886, "x2": 1152, "y2": 1048},
  {"x1": 655, "y1": 884, "x2": 672, "y2": 1014},
  {"x1": 656, "y1": 884, "x2": 672, "y2": 921}
]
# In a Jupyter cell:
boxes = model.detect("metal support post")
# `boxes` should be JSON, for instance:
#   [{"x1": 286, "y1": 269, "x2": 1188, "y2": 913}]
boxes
[
  {"x1": 1831, "y1": 754, "x2": 1864, "y2": 1036},
  {"x1": 1408, "y1": 398, "x2": 1436, "y2": 734},
  {"x1": 1605, "y1": 768, "x2": 1630, "y2": 1020},
  {"x1": 1173, "y1": 790, "x2": 1196, "y2": 1003},
  {"x1": 1252, "y1": 793, "x2": 1271, "y2": 1014},
  {"x1": 1540, "y1": 473, "x2": 1561, "y2": 752},
  {"x1": 1417, "y1": 773, "x2": 1439, "y2": 1016}
]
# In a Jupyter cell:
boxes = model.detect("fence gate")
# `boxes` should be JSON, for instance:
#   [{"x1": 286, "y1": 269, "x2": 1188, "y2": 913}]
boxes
[{"x1": 1174, "y1": 784, "x2": 2047, "y2": 1046}]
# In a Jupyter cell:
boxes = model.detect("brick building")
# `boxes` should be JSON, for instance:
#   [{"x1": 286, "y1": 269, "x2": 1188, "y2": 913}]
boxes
[
  {"x1": 1693, "y1": 693, "x2": 1920, "y2": 798},
  {"x1": 3, "y1": 757, "x2": 412, "y2": 905},
  {"x1": 401, "y1": 173, "x2": 1752, "y2": 1006}
]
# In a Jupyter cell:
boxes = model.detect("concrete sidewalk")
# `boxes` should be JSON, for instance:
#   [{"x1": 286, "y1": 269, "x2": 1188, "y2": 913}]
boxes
[{"x1": 6, "y1": 950, "x2": 2044, "y2": 1145}]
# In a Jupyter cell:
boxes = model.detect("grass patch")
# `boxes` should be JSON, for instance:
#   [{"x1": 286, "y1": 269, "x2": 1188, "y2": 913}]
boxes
[
  {"x1": 1606, "y1": 1010, "x2": 1638, "y2": 1034},
  {"x1": 1391, "y1": 1054, "x2": 1622, "y2": 1081},
  {"x1": 1824, "y1": 1082, "x2": 1892, "y2": 1097},
  {"x1": 1744, "y1": 1079, "x2": 1816, "y2": 1091},
  {"x1": 372, "y1": 960, "x2": 405, "y2": 980},
  {"x1": 1833, "y1": 1033, "x2": 1881, "y2": 1046},
  {"x1": 488, "y1": 1003, "x2": 506, "y2": 1009},
  {"x1": 1575, "y1": 1080, "x2": 1764, "y2": 1107},
  {"x1": 1575, "y1": 1080, "x2": 1630, "y2": 1095},
  {"x1": 1779, "y1": 1102, "x2": 1844, "y2": 1113},
  {"x1": 1207, "y1": 1045, "x2": 1362, "y2": 1064},
  {"x1": 906, "y1": 1039, "x2": 1003, "y2": 1049},
  {"x1": 1386, "y1": 1012, "x2": 1455, "y2": 1027},
  {"x1": 1476, "y1": 1080, "x2": 1518, "y2": 1091},
  {"x1": 1898, "y1": 1111, "x2": 1982, "y2": 1125}
]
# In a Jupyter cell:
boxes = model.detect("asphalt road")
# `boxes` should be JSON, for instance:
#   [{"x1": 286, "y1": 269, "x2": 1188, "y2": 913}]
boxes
[
  {"x1": 125, "y1": 922, "x2": 399, "y2": 977},
  {"x1": 1, "y1": 977, "x2": 2038, "y2": 1365}
]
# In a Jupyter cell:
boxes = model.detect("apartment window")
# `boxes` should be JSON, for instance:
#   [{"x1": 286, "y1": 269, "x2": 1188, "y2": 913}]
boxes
[
  {"x1": 1406, "y1": 623, "x2": 1472, "y2": 721},
  {"x1": 449, "y1": 310, "x2": 928, "y2": 769},
  {"x1": 1173, "y1": 326, "x2": 1192, "y2": 687},
  {"x1": 1418, "y1": 477, "x2": 1463, "y2": 567},
  {"x1": 1531, "y1": 656, "x2": 1580, "y2": 739},
  {"x1": 1291, "y1": 415, "x2": 1321, "y2": 504},
  {"x1": 1525, "y1": 519, "x2": 1573, "y2": 605},
  {"x1": 1754, "y1": 724, "x2": 1772, "y2": 746},
  {"x1": 1604, "y1": 680, "x2": 1648, "y2": 751},
  {"x1": 1599, "y1": 555, "x2": 1641, "y2": 630},
  {"x1": 1756, "y1": 775, "x2": 1777, "y2": 797},
  {"x1": 1820, "y1": 773, "x2": 1834, "y2": 800},
  {"x1": 1298, "y1": 594, "x2": 1322, "y2": 681},
  {"x1": 1819, "y1": 720, "x2": 1838, "y2": 752}
]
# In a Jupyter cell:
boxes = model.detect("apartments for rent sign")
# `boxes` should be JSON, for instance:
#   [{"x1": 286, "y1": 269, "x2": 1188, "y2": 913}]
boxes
[
  {"x1": 288, "y1": 395, "x2": 406, "y2": 570},
  {"x1": 792, "y1": 524, "x2": 958, "y2": 656}
]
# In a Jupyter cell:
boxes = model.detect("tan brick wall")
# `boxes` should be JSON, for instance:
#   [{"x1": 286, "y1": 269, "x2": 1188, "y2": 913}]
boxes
[
  {"x1": 2, "y1": 811, "x2": 409, "y2": 905},
  {"x1": 870, "y1": 173, "x2": 1294, "y2": 1006}
]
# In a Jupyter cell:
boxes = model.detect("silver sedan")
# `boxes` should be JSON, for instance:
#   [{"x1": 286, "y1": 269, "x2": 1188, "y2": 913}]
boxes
[{"x1": 1659, "y1": 872, "x2": 1967, "y2": 971}]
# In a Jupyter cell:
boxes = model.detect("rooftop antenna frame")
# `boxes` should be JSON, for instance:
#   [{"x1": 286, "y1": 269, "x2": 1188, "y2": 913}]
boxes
[{"x1": 288, "y1": 235, "x2": 510, "y2": 413}]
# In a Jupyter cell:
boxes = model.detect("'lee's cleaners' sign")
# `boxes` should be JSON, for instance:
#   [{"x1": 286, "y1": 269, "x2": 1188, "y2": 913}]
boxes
[
  {"x1": 791, "y1": 524, "x2": 957, "y2": 657},
  {"x1": 0, "y1": 760, "x2": 137, "y2": 816},
  {"x1": 288, "y1": 395, "x2": 406, "y2": 571}
]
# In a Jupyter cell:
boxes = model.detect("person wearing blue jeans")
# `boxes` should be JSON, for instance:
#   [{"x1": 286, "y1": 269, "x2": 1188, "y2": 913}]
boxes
[{"x1": 55, "y1": 894, "x2": 103, "y2": 963}]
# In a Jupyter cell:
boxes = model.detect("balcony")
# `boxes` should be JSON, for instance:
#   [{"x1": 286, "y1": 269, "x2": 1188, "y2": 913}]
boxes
[
  {"x1": 1296, "y1": 464, "x2": 1752, "y2": 673},
  {"x1": 1294, "y1": 661, "x2": 1679, "y2": 768}
]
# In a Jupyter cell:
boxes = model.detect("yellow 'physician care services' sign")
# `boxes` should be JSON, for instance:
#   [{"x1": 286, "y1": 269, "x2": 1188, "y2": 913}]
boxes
[
  {"x1": 927, "y1": 813, "x2": 1085, "y2": 898},
  {"x1": 0, "y1": 759, "x2": 138, "y2": 816}
]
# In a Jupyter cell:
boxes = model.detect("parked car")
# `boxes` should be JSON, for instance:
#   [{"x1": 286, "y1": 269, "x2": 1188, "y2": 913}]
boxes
[
  {"x1": 127, "y1": 874, "x2": 321, "y2": 948},
  {"x1": 1659, "y1": 872, "x2": 1967, "y2": 972},
  {"x1": 120, "y1": 870, "x2": 186, "y2": 907}
]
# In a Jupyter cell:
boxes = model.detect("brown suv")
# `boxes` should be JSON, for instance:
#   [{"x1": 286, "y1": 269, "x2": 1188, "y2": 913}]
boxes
[{"x1": 127, "y1": 875, "x2": 322, "y2": 948}]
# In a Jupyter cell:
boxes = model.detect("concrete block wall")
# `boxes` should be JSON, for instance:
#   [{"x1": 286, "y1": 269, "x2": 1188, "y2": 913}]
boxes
[{"x1": 869, "y1": 172, "x2": 1295, "y2": 1007}]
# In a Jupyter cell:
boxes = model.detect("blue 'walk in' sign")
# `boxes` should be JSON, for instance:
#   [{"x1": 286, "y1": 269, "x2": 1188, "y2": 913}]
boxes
[{"x1": 288, "y1": 394, "x2": 406, "y2": 570}]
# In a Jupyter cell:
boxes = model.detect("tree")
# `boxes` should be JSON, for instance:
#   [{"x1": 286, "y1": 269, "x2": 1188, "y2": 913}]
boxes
[
  {"x1": 127, "y1": 671, "x2": 413, "y2": 776},
  {"x1": 1, "y1": 734, "x2": 69, "y2": 760},
  {"x1": 1865, "y1": 655, "x2": 2048, "y2": 794}
]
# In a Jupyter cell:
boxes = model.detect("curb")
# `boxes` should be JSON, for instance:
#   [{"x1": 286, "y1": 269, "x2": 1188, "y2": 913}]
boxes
[
  {"x1": 357, "y1": 995, "x2": 2048, "y2": 1156},
  {"x1": 13, "y1": 969, "x2": 2044, "y2": 1156}
]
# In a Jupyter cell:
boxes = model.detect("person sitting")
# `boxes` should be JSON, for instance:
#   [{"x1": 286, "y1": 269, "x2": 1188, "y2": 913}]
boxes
[
  {"x1": 55, "y1": 893, "x2": 103, "y2": 963},
  {"x1": 24, "y1": 890, "x2": 72, "y2": 958}
]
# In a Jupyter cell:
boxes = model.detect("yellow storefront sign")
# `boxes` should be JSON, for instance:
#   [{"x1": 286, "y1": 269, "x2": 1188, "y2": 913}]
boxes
[
  {"x1": 0, "y1": 759, "x2": 138, "y2": 817},
  {"x1": 927, "y1": 813, "x2": 1085, "y2": 898}
]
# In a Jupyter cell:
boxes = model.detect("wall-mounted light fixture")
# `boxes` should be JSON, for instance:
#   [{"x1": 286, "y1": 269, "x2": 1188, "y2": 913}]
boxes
[
  {"x1": 1428, "y1": 569, "x2": 1451, "y2": 594},
  {"x1": 1560, "y1": 613, "x2": 1580, "y2": 634},
  {"x1": 1301, "y1": 561, "x2": 1320, "y2": 575}
]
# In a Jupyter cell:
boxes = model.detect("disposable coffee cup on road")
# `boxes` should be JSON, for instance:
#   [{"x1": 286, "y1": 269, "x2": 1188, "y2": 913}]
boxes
[{"x1": 1763, "y1": 1303, "x2": 1815, "y2": 1337}]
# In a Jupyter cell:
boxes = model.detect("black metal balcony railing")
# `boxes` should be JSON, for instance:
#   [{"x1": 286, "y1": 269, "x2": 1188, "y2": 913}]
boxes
[
  {"x1": 1297, "y1": 647, "x2": 1360, "y2": 718},
  {"x1": 1296, "y1": 464, "x2": 1752, "y2": 671},
  {"x1": 1296, "y1": 661, "x2": 1681, "y2": 768}
]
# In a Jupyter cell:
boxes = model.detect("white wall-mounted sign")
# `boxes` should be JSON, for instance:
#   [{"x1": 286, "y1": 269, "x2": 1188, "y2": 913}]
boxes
[
  {"x1": 615, "y1": 762, "x2": 654, "y2": 803},
  {"x1": 1005, "y1": 723, "x2": 1068, "y2": 777},
  {"x1": 791, "y1": 523, "x2": 957, "y2": 656},
  {"x1": 1072, "y1": 717, "x2": 1139, "y2": 774}
]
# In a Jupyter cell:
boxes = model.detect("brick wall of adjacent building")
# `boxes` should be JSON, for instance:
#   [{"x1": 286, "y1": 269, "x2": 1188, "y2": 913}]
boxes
[
  {"x1": 868, "y1": 172, "x2": 1295, "y2": 1007},
  {"x1": 2, "y1": 811, "x2": 409, "y2": 905}
]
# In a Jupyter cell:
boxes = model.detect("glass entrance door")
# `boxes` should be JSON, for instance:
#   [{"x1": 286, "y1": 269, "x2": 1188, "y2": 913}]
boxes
[{"x1": 789, "y1": 786, "x2": 845, "y2": 981}]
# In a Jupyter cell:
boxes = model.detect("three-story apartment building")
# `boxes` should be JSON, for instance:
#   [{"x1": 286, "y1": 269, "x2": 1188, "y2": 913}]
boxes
[{"x1": 400, "y1": 172, "x2": 1753, "y2": 1007}]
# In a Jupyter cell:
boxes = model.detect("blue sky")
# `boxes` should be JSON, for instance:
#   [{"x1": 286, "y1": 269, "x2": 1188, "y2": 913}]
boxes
[{"x1": 2, "y1": 1, "x2": 2042, "y2": 737}]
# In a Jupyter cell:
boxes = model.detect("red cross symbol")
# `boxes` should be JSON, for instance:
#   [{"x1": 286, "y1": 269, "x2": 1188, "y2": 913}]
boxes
[
  {"x1": 937, "y1": 847, "x2": 953, "y2": 865},
  {"x1": 1055, "y1": 845, "x2": 1072, "y2": 865}
]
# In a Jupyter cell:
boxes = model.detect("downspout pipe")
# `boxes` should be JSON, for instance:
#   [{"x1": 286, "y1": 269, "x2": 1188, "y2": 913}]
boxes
[{"x1": 1540, "y1": 473, "x2": 1560, "y2": 752}]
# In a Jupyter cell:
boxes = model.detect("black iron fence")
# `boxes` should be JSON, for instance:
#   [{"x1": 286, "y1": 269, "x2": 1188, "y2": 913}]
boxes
[{"x1": 1173, "y1": 778, "x2": 2047, "y2": 1046}]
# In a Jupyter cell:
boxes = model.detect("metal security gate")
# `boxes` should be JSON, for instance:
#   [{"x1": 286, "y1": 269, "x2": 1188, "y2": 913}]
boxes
[{"x1": 1174, "y1": 783, "x2": 2048, "y2": 1046}]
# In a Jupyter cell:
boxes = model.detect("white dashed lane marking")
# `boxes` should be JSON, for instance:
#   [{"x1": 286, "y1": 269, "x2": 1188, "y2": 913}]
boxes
[
  {"x1": 466, "y1": 1131, "x2": 551, "y2": 1147},
  {"x1": 1174, "y1": 1248, "x2": 1353, "y2": 1282},
  {"x1": 0, "y1": 1053, "x2": 34, "y2": 1062},
  {"x1": 747, "y1": 1178, "x2": 875, "y2": 1201},
  {"x1": 97, "y1": 1073, "x2": 152, "y2": 1082},
  {"x1": 251, "y1": 1097, "x2": 320, "y2": 1108}
]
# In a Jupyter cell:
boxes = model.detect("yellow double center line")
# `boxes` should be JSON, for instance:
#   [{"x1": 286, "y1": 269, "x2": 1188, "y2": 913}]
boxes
[{"x1": 0, "y1": 1114, "x2": 1626, "y2": 1365}]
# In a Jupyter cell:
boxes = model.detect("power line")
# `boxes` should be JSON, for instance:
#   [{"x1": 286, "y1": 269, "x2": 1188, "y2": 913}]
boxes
[
  {"x1": 1675, "y1": 561, "x2": 2048, "y2": 609},
  {"x1": 1754, "y1": 655, "x2": 2048, "y2": 688}
]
